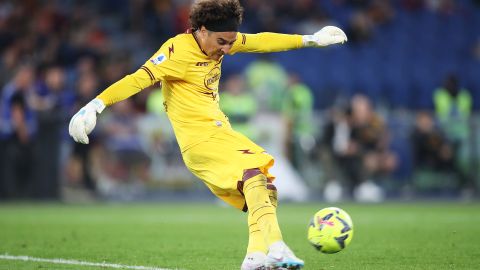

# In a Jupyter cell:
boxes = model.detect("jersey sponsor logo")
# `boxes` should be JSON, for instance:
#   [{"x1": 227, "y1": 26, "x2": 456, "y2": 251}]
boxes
[
  {"x1": 150, "y1": 53, "x2": 166, "y2": 65},
  {"x1": 238, "y1": 149, "x2": 255, "y2": 154},
  {"x1": 204, "y1": 67, "x2": 221, "y2": 90},
  {"x1": 196, "y1": 62, "x2": 209, "y2": 66}
]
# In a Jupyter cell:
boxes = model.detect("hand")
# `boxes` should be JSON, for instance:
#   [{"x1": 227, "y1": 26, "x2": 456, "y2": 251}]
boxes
[
  {"x1": 68, "y1": 98, "x2": 105, "y2": 144},
  {"x1": 303, "y1": 26, "x2": 348, "y2": 47}
]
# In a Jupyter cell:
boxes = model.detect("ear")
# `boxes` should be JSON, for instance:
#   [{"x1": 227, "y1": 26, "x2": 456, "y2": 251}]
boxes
[{"x1": 199, "y1": 26, "x2": 209, "y2": 37}]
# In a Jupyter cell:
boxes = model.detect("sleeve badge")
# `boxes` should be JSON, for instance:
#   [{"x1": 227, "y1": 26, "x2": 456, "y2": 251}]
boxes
[{"x1": 150, "y1": 53, "x2": 166, "y2": 65}]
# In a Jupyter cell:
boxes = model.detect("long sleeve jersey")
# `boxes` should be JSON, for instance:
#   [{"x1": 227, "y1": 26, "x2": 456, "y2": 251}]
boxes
[{"x1": 97, "y1": 32, "x2": 303, "y2": 152}]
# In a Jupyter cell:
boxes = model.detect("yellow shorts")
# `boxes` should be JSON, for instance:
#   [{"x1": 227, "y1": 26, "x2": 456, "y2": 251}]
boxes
[{"x1": 182, "y1": 129, "x2": 275, "y2": 211}]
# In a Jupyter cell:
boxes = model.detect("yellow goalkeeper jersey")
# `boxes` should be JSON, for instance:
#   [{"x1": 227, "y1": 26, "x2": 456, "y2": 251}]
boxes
[{"x1": 97, "y1": 32, "x2": 303, "y2": 152}]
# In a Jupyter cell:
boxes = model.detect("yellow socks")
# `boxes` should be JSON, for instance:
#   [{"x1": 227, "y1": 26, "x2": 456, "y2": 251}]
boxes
[
  {"x1": 244, "y1": 173, "x2": 283, "y2": 252},
  {"x1": 246, "y1": 218, "x2": 268, "y2": 253}
]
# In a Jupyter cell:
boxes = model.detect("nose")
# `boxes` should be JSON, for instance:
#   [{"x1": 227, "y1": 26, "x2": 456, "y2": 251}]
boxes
[{"x1": 221, "y1": 45, "x2": 232, "y2": 54}]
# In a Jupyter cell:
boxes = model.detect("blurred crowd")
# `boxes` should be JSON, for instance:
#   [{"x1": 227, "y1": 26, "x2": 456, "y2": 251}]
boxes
[{"x1": 0, "y1": 0, "x2": 479, "y2": 201}]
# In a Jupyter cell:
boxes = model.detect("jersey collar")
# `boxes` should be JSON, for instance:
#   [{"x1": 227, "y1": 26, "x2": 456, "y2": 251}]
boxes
[{"x1": 191, "y1": 31, "x2": 208, "y2": 56}]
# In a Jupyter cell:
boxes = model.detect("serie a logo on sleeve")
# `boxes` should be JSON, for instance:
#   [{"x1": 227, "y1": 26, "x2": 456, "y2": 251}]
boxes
[{"x1": 150, "y1": 53, "x2": 166, "y2": 65}]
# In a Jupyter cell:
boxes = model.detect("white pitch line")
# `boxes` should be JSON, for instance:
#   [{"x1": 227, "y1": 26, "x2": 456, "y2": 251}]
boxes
[{"x1": 0, "y1": 254, "x2": 176, "y2": 270}]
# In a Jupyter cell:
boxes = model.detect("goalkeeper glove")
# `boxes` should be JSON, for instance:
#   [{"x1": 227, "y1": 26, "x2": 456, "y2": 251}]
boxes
[
  {"x1": 303, "y1": 26, "x2": 348, "y2": 47},
  {"x1": 68, "y1": 98, "x2": 106, "y2": 144}
]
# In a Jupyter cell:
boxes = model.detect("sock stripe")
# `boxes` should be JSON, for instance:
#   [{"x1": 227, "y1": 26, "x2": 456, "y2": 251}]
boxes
[
  {"x1": 245, "y1": 186, "x2": 267, "y2": 194},
  {"x1": 266, "y1": 184, "x2": 277, "y2": 191},
  {"x1": 243, "y1": 179, "x2": 265, "y2": 190},
  {"x1": 255, "y1": 212, "x2": 275, "y2": 224},
  {"x1": 251, "y1": 205, "x2": 272, "y2": 217}
]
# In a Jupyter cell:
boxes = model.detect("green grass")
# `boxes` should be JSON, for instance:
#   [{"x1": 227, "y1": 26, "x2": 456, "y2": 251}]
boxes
[{"x1": 0, "y1": 202, "x2": 479, "y2": 270}]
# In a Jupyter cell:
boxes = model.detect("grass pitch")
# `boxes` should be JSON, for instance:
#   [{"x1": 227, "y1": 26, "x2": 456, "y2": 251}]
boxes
[{"x1": 0, "y1": 202, "x2": 479, "y2": 270}]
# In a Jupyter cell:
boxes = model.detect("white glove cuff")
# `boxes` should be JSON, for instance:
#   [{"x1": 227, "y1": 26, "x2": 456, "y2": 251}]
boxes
[
  {"x1": 87, "y1": 98, "x2": 106, "y2": 114},
  {"x1": 302, "y1": 35, "x2": 317, "y2": 47}
]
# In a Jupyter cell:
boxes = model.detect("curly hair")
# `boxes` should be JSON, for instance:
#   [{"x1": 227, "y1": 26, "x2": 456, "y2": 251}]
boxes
[{"x1": 189, "y1": 0, "x2": 243, "y2": 31}]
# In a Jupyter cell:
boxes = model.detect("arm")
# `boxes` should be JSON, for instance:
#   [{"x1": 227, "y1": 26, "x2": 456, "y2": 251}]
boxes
[
  {"x1": 230, "y1": 26, "x2": 348, "y2": 54},
  {"x1": 230, "y1": 32, "x2": 304, "y2": 54},
  {"x1": 68, "y1": 69, "x2": 154, "y2": 144},
  {"x1": 97, "y1": 68, "x2": 155, "y2": 106},
  {"x1": 69, "y1": 40, "x2": 186, "y2": 144}
]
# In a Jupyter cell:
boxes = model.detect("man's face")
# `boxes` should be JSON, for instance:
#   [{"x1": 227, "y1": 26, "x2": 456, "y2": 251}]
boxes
[{"x1": 198, "y1": 27, "x2": 237, "y2": 61}]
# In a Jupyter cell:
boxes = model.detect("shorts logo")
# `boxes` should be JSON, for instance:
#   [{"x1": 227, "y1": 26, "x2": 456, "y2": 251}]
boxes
[
  {"x1": 238, "y1": 149, "x2": 255, "y2": 154},
  {"x1": 150, "y1": 53, "x2": 166, "y2": 65}
]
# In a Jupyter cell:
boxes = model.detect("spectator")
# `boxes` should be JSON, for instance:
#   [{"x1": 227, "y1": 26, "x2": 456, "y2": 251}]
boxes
[
  {"x1": 244, "y1": 56, "x2": 288, "y2": 113},
  {"x1": 0, "y1": 93, "x2": 35, "y2": 199},
  {"x1": 0, "y1": 65, "x2": 37, "y2": 199},
  {"x1": 350, "y1": 95, "x2": 397, "y2": 183},
  {"x1": 321, "y1": 106, "x2": 359, "y2": 201},
  {"x1": 433, "y1": 74, "x2": 474, "y2": 193},
  {"x1": 98, "y1": 99, "x2": 150, "y2": 185},
  {"x1": 434, "y1": 74, "x2": 472, "y2": 142},
  {"x1": 0, "y1": 65, "x2": 37, "y2": 136},
  {"x1": 282, "y1": 74, "x2": 315, "y2": 169},
  {"x1": 367, "y1": 0, "x2": 395, "y2": 25},
  {"x1": 30, "y1": 64, "x2": 72, "y2": 199},
  {"x1": 411, "y1": 111, "x2": 454, "y2": 171},
  {"x1": 322, "y1": 95, "x2": 397, "y2": 200},
  {"x1": 345, "y1": 11, "x2": 374, "y2": 44},
  {"x1": 220, "y1": 74, "x2": 258, "y2": 140},
  {"x1": 65, "y1": 71, "x2": 101, "y2": 192}
]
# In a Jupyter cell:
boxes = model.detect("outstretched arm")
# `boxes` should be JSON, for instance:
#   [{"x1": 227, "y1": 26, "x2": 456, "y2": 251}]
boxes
[
  {"x1": 97, "y1": 68, "x2": 156, "y2": 106},
  {"x1": 230, "y1": 26, "x2": 347, "y2": 54},
  {"x1": 69, "y1": 41, "x2": 186, "y2": 144},
  {"x1": 68, "y1": 68, "x2": 156, "y2": 144},
  {"x1": 229, "y1": 32, "x2": 303, "y2": 54}
]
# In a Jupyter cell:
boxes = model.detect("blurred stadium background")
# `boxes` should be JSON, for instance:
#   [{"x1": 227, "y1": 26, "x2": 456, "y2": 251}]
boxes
[{"x1": 1, "y1": 0, "x2": 480, "y2": 203}]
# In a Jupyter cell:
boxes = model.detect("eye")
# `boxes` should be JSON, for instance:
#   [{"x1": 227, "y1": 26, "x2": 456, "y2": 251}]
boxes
[{"x1": 217, "y1": 39, "x2": 227, "y2": 45}]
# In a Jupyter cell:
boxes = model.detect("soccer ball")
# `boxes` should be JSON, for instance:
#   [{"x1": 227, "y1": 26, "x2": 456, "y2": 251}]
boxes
[{"x1": 307, "y1": 207, "x2": 354, "y2": 254}]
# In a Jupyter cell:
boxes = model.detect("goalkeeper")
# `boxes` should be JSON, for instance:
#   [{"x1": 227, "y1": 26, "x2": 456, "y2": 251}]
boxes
[{"x1": 69, "y1": 0, "x2": 347, "y2": 269}]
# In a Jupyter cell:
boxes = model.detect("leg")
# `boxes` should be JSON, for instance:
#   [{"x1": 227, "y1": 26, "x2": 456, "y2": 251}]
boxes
[
  {"x1": 242, "y1": 168, "x2": 304, "y2": 269},
  {"x1": 245, "y1": 179, "x2": 279, "y2": 254},
  {"x1": 180, "y1": 129, "x2": 299, "y2": 269},
  {"x1": 242, "y1": 221, "x2": 268, "y2": 270},
  {"x1": 241, "y1": 168, "x2": 274, "y2": 270},
  {"x1": 242, "y1": 168, "x2": 282, "y2": 247},
  {"x1": 247, "y1": 219, "x2": 268, "y2": 254}
]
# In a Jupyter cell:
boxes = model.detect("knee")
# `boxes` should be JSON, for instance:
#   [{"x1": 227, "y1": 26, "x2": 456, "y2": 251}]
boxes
[
  {"x1": 267, "y1": 182, "x2": 278, "y2": 208},
  {"x1": 241, "y1": 168, "x2": 267, "y2": 193}
]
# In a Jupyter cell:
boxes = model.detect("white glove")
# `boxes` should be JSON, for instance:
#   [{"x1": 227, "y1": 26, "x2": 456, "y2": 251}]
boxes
[
  {"x1": 68, "y1": 98, "x2": 106, "y2": 144},
  {"x1": 303, "y1": 26, "x2": 348, "y2": 47}
]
